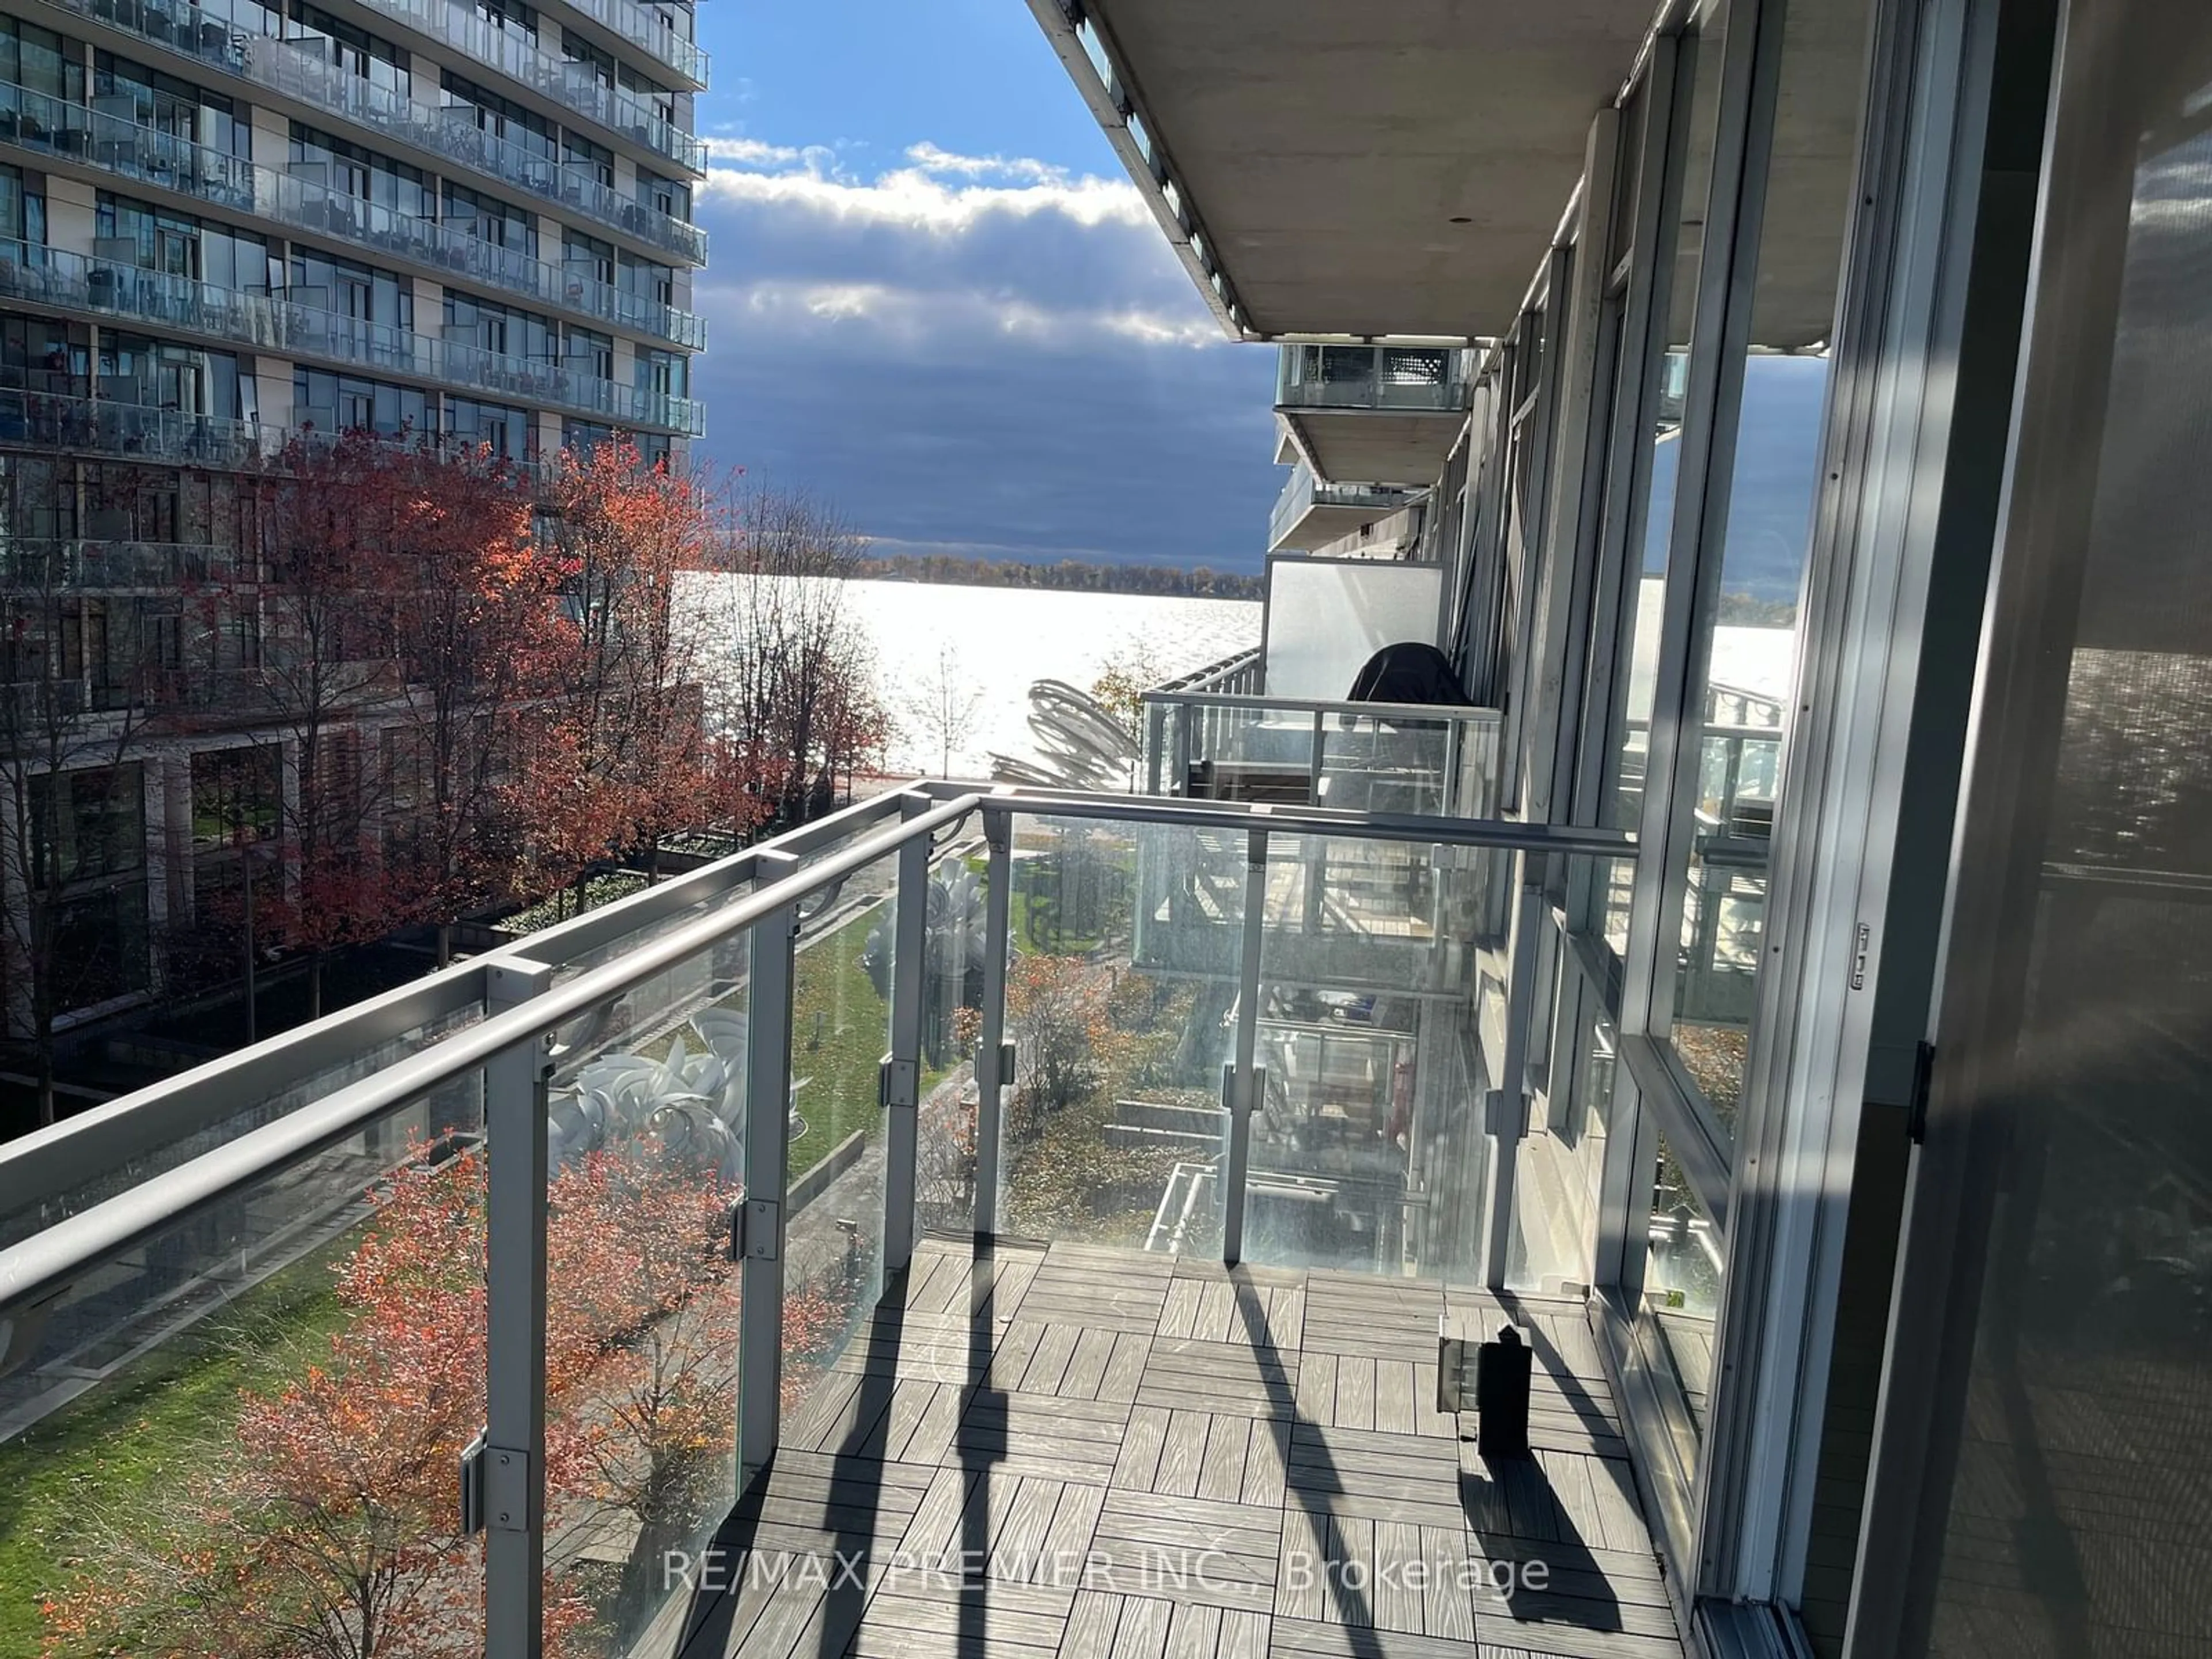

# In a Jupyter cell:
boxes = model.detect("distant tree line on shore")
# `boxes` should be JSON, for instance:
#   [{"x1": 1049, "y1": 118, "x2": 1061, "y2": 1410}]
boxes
[{"x1": 847, "y1": 552, "x2": 1264, "y2": 600}]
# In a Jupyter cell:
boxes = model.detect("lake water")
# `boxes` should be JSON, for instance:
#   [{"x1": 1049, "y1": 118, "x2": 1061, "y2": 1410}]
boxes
[{"x1": 684, "y1": 577, "x2": 1262, "y2": 779}]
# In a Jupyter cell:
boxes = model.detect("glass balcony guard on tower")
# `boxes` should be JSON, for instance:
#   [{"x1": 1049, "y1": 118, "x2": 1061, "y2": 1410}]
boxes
[
  {"x1": 0, "y1": 79, "x2": 706, "y2": 348},
  {"x1": 0, "y1": 237, "x2": 704, "y2": 433}
]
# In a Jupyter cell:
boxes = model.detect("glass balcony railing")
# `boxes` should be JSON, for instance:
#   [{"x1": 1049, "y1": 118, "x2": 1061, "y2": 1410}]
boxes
[
  {"x1": 0, "y1": 536, "x2": 251, "y2": 586},
  {"x1": 1268, "y1": 463, "x2": 1425, "y2": 550},
  {"x1": 244, "y1": 41, "x2": 707, "y2": 262},
  {"x1": 0, "y1": 238, "x2": 703, "y2": 433},
  {"x1": 0, "y1": 784, "x2": 1630, "y2": 1654},
  {"x1": 0, "y1": 384, "x2": 268, "y2": 465},
  {"x1": 0, "y1": 81, "x2": 706, "y2": 347},
  {"x1": 242, "y1": 12, "x2": 706, "y2": 175},
  {"x1": 1142, "y1": 685, "x2": 1506, "y2": 819},
  {"x1": 1275, "y1": 342, "x2": 1474, "y2": 414}
]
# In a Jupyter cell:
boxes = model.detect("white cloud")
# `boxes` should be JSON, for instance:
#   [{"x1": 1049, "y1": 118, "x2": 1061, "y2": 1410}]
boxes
[
  {"x1": 699, "y1": 134, "x2": 809, "y2": 166},
  {"x1": 700, "y1": 151, "x2": 1150, "y2": 237},
  {"x1": 903, "y1": 141, "x2": 1070, "y2": 185}
]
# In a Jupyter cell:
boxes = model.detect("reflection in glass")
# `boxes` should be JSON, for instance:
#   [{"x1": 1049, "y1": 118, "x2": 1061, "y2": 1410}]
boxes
[
  {"x1": 999, "y1": 816, "x2": 1228, "y2": 1249},
  {"x1": 1912, "y1": 20, "x2": 2212, "y2": 1651},
  {"x1": 1510, "y1": 1003, "x2": 1623, "y2": 1291},
  {"x1": 779, "y1": 853, "x2": 900, "y2": 1434},
  {"x1": 1662, "y1": 0, "x2": 1867, "y2": 1127},
  {"x1": 1639, "y1": 1132, "x2": 1721, "y2": 1442},
  {"x1": 1609, "y1": 7, "x2": 1729, "y2": 835},
  {"x1": 1239, "y1": 835, "x2": 1502, "y2": 1283}
]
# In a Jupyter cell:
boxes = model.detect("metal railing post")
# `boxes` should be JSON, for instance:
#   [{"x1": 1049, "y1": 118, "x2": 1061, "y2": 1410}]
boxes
[
  {"x1": 972, "y1": 809, "x2": 1013, "y2": 1236},
  {"x1": 738, "y1": 899, "x2": 797, "y2": 1484},
  {"x1": 1308, "y1": 710, "x2": 1327, "y2": 804},
  {"x1": 1223, "y1": 827, "x2": 1268, "y2": 1264},
  {"x1": 1480, "y1": 863, "x2": 1544, "y2": 1290},
  {"x1": 1145, "y1": 703, "x2": 1166, "y2": 795},
  {"x1": 881, "y1": 796, "x2": 931, "y2": 1277},
  {"x1": 1173, "y1": 704, "x2": 1191, "y2": 796},
  {"x1": 483, "y1": 957, "x2": 554, "y2": 1659}
]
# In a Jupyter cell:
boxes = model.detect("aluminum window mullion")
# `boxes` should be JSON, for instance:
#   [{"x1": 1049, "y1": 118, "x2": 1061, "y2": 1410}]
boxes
[
  {"x1": 1565, "y1": 58, "x2": 1679, "y2": 942},
  {"x1": 1621, "y1": 0, "x2": 1772, "y2": 1048},
  {"x1": 1524, "y1": 116, "x2": 1618, "y2": 831}
]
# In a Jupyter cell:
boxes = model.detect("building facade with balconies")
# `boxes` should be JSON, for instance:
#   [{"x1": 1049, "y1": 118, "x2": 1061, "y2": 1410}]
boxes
[{"x1": 0, "y1": 0, "x2": 706, "y2": 1046}]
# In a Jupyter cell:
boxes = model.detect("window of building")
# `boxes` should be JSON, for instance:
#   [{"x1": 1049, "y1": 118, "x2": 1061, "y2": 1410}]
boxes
[
  {"x1": 1653, "y1": 0, "x2": 1869, "y2": 1128},
  {"x1": 618, "y1": 251, "x2": 673, "y2": 308},
  {"x1": 97, "y1": 332, "x2": 245, "y2": 420},
  {"x1": 0, "y1": 20, "x2": 86, "y2": 105},
  {"x1": 290, "y1": 123, "x2": 433, "y2": 220},
  {"x1": 639, "y1": 168, "x2": 691, "y2": 223},
  {"x1": 93, "y1": 52, "x2": 248, "y2": 157},
  {"x1": 287, "y1": 2, "x2": 408, "y2": 99},
  {"x1": 443, "y1": 394, "x2": 532, "y2": 459},
  {"x1": 563, "y1": 229, "x2": 614, "y2": 288},
  {"x1": 291, "y1": 366, "x2": 426, "y2": 437},
  {"x1": 289, "y1": 248, "x2": 410, "y2": 331},
  {"x1": 564, "y1": 327, "x2": 612, "y2": 381},
  {"x1": 442, "y1": 181, "x2": 537, "y2": 258},
  {"x1": 564, "y1": 132, "x2": 613, "y2": 190},
  {"x1": 444, "y1": 293, "x2": 554, "y2": 363},
  {"x1": 441, "y1": 70, "x2": 555, "y2": 166}
]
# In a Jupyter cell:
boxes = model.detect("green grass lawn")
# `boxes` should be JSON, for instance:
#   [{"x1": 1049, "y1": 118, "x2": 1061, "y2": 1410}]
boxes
[
  {"x1": 787, "y1": 897, "x2": 896, "y2": 1180},
  {"x1": 0, "y1": 1244, "x2": 351, "y2": 1658}
]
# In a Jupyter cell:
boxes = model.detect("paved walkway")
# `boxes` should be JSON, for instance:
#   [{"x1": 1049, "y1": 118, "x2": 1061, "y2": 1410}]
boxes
[{"x1": 671, "y1": 1236, "x2": 1685, "y2": 1659}]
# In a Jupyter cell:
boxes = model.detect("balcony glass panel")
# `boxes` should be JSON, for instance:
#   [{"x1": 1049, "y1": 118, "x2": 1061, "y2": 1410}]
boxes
[
  {"x1": 0, "y1": 1077, "x2": 488, "y2": 1647},
  {"x1": 914, "y1": 842, "x2": 987, "y2": 1234},
  {"x1": 1001, "y1": 816, "x2": 1234, "y2": 1251},
  {"x1": 1238, "y1": 836, "x2": 1514, "y2": 1282},
  {"x1": 538, "y1": 922, "x2": 748, "y2": 1650},
  {"x1": 1275, "y1": 343, "x2": 1469, "y2": 414},
  {"x1": 779, "y1": 849, "x2": 899, "y2": 1426}
]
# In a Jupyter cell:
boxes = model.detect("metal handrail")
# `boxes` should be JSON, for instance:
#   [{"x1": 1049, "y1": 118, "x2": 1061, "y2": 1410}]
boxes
[
  {"x1": 0, "y1": 791, "x2": 911, "y2": 1215},
  {"x1": 1139, "y1": 687, "x2": 1502, "y2": 725},
  {"x1": 0, "y1": 785, "x2": 1634, "y2": 1321},
  {"x1": 0, "y1": 794, "x2": 978, "y2": 1319}
]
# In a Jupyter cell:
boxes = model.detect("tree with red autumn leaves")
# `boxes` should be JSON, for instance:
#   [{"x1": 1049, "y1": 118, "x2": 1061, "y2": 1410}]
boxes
[{"x1": 40, "y1": 1143, "x2": 859, "y2": 1658}]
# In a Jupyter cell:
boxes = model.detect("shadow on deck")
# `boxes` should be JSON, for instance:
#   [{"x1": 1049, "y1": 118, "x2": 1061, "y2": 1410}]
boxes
[{"x1": 673, "y1": 1237, "x2": 1685, "y2": 1659}]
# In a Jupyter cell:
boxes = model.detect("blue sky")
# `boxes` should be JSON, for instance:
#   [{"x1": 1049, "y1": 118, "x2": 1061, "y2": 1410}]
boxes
[{"x1": 684, "y1": 1, "x2": 1282, "y2": 571}]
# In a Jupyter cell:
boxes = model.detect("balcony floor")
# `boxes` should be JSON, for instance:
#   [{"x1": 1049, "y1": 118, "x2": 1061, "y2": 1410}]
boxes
[{"x1": 673, "y1": 1237, "x2": 1685, "y2": 1659}]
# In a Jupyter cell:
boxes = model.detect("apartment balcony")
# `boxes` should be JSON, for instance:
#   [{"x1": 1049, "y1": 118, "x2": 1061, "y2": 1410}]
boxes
[
  {"x1": 0, "y1": 384, "x2": 268, "y2": 465},
  {"x1": 243, "y1": 42, "x2": 709, "y2": 262},
  {"x1": 1276, "y1": 346, "x2": 1473, "y2": 488},
  {"x1": 1269, "y1": 462, "x2": 1425, "y2": 553},
  {"x1": 0, "y1": 783, "x2": 1676, "y2": 1659},
  {"x1": 24, "y1": 0, "x2": 710, "y2": 243},
  {"x1": 0, "y1": 536, "x2": 251, "y2": 589},
  {"x1": 0, "y1": 84, "x2": 708, "y2": 347},
  {"x1": 0, "y1": 238, "x2": 705, "y2": 434},
  {"x1": 241, "y1": 15, "x2": 707, "y2": 176}
]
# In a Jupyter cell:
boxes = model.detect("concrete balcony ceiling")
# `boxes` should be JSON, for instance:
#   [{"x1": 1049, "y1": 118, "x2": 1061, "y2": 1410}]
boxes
[
  {"x1": 1286, "y1": 410, "x2": 1465, "y2": 487},
  {"x1": 1063, "y1": 0, "x2": 1659, "y2": 338}
]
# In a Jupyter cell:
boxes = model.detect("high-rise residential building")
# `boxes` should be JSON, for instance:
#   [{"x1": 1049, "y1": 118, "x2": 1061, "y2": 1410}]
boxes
[
  {"x1": 2, "y1": 1, "x2": 2208, "y2": 1658},
  {"x1": 0, "y1": 0, "x2": 706, "y2": 1037}
]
